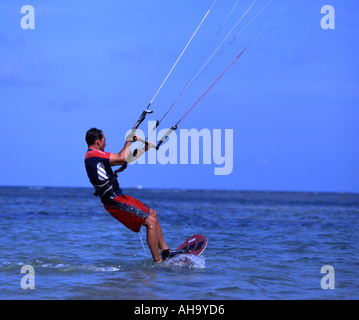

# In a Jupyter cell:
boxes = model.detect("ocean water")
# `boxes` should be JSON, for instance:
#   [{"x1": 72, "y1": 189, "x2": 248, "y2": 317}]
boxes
[{"x1": 0, "y1": 186, "x2": 358, "y2": 300}]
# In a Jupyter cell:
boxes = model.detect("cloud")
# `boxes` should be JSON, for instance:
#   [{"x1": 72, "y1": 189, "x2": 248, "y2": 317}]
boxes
[
  {"x1": 0, "y1": 33, "x2": 24, "y2": 49},
  {"x1": 49, "y1": 88, "x2": 92, "y2": 112},
  {"x1": 253, "y1": 159, "x2": 269, "y2": 166},
  {"x1": 0, "y1": 62, "x2": 23, "y2": 85}
]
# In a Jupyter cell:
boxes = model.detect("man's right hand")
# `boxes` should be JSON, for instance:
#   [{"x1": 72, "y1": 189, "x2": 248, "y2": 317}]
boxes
[{"x1": 126, "y1": 133, "x2": 141, "y2": 142}]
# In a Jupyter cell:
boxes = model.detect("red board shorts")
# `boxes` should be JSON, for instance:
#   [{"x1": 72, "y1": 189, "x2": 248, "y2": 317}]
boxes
[{"x1": 103, "y1": 194, "x2": 150, "y2": 233}]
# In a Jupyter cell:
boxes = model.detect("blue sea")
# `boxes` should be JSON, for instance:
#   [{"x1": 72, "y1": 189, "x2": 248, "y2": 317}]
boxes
[{"x1": 0, "y1": 186, "x2": 358, "y2": 300}]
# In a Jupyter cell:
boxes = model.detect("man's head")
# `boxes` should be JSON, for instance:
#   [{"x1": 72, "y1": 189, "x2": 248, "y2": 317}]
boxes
[{"x1": 86, "y1": 128, "x2": 106, "y2": 151}]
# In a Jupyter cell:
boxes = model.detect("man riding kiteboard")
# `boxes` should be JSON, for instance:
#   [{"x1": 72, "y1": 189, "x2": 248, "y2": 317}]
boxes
[{"x1": 84, "y1": 128, "x2": 175, "y2": 264}]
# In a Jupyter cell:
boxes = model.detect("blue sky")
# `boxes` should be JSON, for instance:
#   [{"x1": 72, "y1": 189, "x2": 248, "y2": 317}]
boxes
[{"x1": 0, "y1": 0, "x2": 358, "y2": 192}]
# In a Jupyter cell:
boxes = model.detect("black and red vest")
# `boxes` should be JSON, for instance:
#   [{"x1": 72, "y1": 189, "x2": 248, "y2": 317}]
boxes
[{"x1": 84, "y1": 149, "x2": 122, "y2": 202}]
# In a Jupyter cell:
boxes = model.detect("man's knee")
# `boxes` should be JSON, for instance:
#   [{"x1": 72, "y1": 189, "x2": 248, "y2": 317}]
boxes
[
  {"x1": 145, "y1": 213, "x2": 157, "y2": 229},
  {"x1": 149, "y1": 208, "x2": 157, "y2": 219}
]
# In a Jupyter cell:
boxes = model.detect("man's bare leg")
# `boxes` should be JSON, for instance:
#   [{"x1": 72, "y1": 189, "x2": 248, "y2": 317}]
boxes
[
  {"x1": 144, "y1": 209, "x2": 169, "y2": 264},
  {"x1": 150, "y1": 209, "x2": 168, "y2": 252}
]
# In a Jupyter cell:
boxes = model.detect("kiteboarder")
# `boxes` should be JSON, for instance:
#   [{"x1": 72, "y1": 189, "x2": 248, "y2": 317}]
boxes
[{"x1": 84, "y1": 128, "x2": 171, "y2": 264}]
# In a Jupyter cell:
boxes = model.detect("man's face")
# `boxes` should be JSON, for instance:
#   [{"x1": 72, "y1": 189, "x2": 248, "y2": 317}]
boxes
[{"x1": 98, "y1": 133, "x2": 107, "y2": 151}]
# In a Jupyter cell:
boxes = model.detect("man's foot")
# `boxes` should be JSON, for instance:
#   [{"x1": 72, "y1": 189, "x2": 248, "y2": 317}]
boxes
[
  {"x1": 161, "y1": 249, "x2": 185, "y2": 261},
  {"x1": 152, "y1": 258, "x2": 163, "y2": 265}
]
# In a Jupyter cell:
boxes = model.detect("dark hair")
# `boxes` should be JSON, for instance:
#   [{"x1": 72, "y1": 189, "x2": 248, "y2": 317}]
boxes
[{"x1": 85, "y1": 128, "x2": 103, "y2": 146}]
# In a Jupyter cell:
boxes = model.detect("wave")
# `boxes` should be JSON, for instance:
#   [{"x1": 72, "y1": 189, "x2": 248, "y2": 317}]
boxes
[
  {"x1": 155, "y1": 254, "x2": 205, "y2": 269},
  {"x1": 0, "y1": 257, "x2": 121, "y2": 273}
]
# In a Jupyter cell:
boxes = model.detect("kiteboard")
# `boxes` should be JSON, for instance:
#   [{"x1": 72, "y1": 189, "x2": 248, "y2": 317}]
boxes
[
  {"x1": 162, "y1": 234, "x2": 207, "y2": 263},
  {"x1": 175, "y1": 234, "x2": 207, "y2": 256}
]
